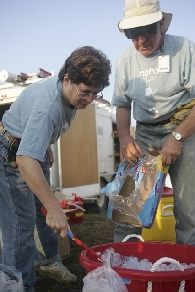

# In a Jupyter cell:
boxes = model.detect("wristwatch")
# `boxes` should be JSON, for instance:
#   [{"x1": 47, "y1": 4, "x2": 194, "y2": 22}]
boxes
[{"x1": 172, "y1": 131, "x2": 184, "y2": 141}]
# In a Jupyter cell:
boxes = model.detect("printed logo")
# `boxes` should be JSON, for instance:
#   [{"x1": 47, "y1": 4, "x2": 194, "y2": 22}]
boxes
[{"x1": 154, "y1": 179, "x2": 162, "y2": 196}]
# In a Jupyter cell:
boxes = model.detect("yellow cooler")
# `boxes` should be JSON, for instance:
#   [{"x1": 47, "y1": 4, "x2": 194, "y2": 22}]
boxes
[{"x1": 142, "y1": 187, "x2": 176, "y2": 242}]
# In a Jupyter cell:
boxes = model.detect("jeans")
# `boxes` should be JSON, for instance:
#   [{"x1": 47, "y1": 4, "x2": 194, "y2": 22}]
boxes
[
  {"x1": 114, "y1": 120, "x2": 195, "y2": 246},
  {"x1": 0, "y1": 131, "x2": 60, "y2": 290}
]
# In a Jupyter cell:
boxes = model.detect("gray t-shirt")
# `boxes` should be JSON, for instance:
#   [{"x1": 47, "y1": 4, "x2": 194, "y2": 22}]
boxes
[
  {"x1": 2, "y1": 76, "x2": 76, "y2": 162},
  {"x1": 112, "y1": 34, "x2": 195, "y2": 123}
]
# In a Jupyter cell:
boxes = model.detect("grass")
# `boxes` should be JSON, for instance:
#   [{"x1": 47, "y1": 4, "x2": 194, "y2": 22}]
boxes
[{"x1": 34, "y1": 212, "x2": 115, "y2": 292}]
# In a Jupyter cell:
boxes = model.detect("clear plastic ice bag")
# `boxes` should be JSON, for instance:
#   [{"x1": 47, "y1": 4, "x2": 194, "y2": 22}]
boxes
[
  {"x1": 82, "y1": 248, "x2": 128, "y2": 292},
  {"x1": 101, "y1": 152, "x2": 169, "y2": 228}
]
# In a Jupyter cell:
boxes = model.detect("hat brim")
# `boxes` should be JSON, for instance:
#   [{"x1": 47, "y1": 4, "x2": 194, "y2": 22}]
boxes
[{"x1": 119, "y1": 11, "x2": 172, "y2": 34}]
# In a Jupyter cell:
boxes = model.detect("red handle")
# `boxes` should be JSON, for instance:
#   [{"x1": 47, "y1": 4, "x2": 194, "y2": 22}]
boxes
[
  {"x1": 73, "y1": 236, "x2": 103, "y2": 262},
  {"x1": 41, "y1": 206, "x2": 47, "y2": 216}
]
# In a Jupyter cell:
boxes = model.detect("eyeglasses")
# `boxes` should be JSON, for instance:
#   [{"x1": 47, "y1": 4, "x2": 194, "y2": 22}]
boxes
[
  {"x1": 75, "y1": 84, "x2": 103, "y2": 100},
  {"x1": 124, "y1": 22, "x2": 158, "y2": 39}
]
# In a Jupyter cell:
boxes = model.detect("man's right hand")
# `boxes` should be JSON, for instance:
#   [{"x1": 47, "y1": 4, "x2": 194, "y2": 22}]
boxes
[
  {"x1": 46, "y1": 205, "x2": 69, "y2": 238},
  {"x1": 120, "y1": 135, "x2": 143, "y2": 165},
  {"x1": 116, "y1": 106, "x2": 143, "y2": 166}
]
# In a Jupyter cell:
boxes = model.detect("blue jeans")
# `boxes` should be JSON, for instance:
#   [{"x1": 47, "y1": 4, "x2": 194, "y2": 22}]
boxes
[
  {"x1": 114, "y1": 120, "x2": 195, "y2": 246},
  {"x1": 0, "y1": 131, "x2": 59, "y2": 290}
]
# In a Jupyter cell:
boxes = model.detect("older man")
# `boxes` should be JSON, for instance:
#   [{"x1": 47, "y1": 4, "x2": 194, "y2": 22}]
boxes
[{"x1": 112, "y1": 0, "x2": 195, "y2": 244}]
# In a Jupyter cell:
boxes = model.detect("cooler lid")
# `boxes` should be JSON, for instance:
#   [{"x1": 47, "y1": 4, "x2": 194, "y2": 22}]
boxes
[{"x1": 162, "y1": 187, "x2": 173, "y2": 197}]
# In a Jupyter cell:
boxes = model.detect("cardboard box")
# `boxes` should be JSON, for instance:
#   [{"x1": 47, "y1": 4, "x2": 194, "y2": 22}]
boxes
[
  {"x1": 53, "y1": 190, "x2": 67, "y2": 202},
  {"x1": 34, "y1": 226, "x2": 70, "y2": 261},
  {"x1": 58, "y1": 235, "x2": 70, "y2": 260}
]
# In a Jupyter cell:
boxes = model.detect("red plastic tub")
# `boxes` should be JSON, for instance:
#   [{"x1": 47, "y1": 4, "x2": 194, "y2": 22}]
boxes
[{"x1": 80, "y1": 241, "x2": 195, "y2": 292}]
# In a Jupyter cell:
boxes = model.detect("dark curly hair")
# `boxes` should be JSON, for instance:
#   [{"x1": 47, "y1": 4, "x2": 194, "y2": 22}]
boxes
[{"x1": 58, "y1": 46, "x2": 111, "y2": 89}]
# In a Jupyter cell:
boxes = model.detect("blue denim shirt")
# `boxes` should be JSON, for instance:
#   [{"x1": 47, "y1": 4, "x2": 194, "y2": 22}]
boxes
[{"x1": 2, "y1": 76, "x2": 76, "y2": 162}]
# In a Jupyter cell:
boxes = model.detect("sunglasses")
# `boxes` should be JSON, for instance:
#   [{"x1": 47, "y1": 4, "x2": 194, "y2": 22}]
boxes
[{"x1": 124, "y1": 22, "x2": 158, "y2": 39}]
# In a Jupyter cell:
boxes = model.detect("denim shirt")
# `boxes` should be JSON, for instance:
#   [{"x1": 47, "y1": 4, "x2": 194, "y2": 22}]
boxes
[{"x1": 2, "y1": 76, "x2": 76, "y2": 162}]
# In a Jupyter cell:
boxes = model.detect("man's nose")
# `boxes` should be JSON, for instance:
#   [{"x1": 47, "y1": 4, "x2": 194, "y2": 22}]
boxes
[
  {"x1": 85, "y1": 95, "x2": 94, "y2": 104},
  {"x1": 137, "y1": 35, "x2": 146, "y2": 42}
]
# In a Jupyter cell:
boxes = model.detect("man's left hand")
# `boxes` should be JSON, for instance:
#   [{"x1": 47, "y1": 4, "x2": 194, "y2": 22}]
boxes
[{"x1": 160, "y1": 135, "x2": 182, "y2": 167}]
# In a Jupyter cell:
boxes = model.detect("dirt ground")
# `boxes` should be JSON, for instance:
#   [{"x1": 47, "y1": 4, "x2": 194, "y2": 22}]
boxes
[{"x1": 34, "y1": 211, "x2": 115, "y2": 292}]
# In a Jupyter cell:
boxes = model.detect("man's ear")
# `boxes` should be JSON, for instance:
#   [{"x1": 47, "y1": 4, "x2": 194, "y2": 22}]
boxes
[{"x1": 63, "y1": 74, "x2": 70, "y2": 85}]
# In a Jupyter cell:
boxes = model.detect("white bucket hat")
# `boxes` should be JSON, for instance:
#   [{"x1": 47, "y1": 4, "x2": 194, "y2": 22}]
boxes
[{"x1": 119, "y1": 0, "x2": 172, "y2": 34}]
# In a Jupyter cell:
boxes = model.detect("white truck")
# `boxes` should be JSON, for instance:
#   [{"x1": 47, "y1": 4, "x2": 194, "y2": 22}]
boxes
[{"x1": 0, "y1": 69, "x2": 134, "y2": 213}]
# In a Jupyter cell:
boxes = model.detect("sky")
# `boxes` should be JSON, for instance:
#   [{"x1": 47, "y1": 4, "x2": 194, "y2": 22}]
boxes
[{"x1": 1, "y1": 0, "x2": 195, "y2": 103}]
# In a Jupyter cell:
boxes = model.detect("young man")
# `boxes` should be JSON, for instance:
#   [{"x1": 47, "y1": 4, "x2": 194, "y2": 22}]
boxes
[
  {"x1": 112, "y1": 0, "x2": 195, "y2": 243},
  {"x1": 0, "y1": 46, "x2": 111, "y2": 291}
]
